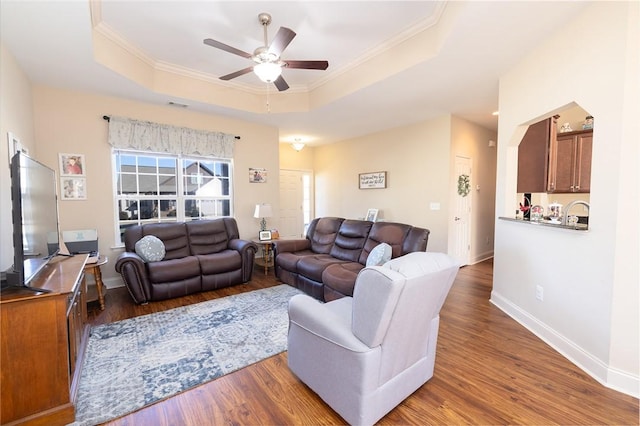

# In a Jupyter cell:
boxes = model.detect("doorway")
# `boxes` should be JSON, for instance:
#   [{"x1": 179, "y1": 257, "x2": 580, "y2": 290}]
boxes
[
  {"x1": 279, "y1": 169, "x2": 313, "y2": 239},
  {"x1": 451, "y1": 156, "x2": 472, "y2": 266}
]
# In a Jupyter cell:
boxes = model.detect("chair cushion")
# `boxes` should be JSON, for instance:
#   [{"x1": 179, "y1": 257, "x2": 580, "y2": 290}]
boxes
[
  {"x1": 147, "y1": 256, "x2": 201, "y2": 283},
  {"x1": 198, "y1": 250, "x2": 241, "y2": 274},
  {"x1": 135, "y1": 235, "x2": 165, "y2": 262},
  {"x1": 322, "y1": 262, "x2": 365, "y2": 299},
  {"x1": 187, "y1": 219, "x2": 230, "y2": 255},
  {"x1": 366, "y1": 243, "x2": 392, "y2": 267},
  {"x1": 276, "y1": 250, "x2": 315, "y2": 272},
  {"x1": 297, "y1": 255, "x2": 348, "y2": 282}
]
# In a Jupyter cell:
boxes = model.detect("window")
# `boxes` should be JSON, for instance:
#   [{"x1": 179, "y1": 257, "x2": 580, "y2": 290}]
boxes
[{"x1": 113, "y1": 150, "x2": 232, "y2": 245}]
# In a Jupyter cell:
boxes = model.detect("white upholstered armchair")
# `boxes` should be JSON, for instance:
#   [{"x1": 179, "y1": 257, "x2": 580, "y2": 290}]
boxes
[{"x1": 287, "y1": 252, "x2": 460, "y2": 426}]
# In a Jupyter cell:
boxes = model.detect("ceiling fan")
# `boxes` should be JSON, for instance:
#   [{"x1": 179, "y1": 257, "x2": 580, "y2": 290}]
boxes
[{"x1": 203, "y1": 12, "x2": 329, "y2": 92}]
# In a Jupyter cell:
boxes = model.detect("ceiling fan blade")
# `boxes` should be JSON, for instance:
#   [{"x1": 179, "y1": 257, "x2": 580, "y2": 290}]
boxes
[
  {"x1": 274, "y1": 75, "x2": 290, "y2": 92},
  {"x1": 268, "y1": 27, "x2": 296, "y2": 56},
  {"x1": 219, "y1": 67, "x2": 254, "y2": 81},
  {"x1": 204, "y1": 38, "x2": 252, "y2": 59},
  {"x1": 283, "y1": 60, "x2": 329, "y2": 70}
]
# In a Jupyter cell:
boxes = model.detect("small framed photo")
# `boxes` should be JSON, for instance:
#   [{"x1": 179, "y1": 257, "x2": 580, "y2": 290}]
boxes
[
  {"x1": 365, "y1": 208, "x2": 379, "y2": 222},
  {"x1": 249, "y1": 168, "x2": 267, "y2": 183},
  {"x1": 60, "y1": 177, "x2": 87, "y2": 200},
  {"x1": 259, "y1": 230, "x2": 272, "y2": 241},
  {"x1": 59, "y1": 153, "x2": 85, "y2": 176}
]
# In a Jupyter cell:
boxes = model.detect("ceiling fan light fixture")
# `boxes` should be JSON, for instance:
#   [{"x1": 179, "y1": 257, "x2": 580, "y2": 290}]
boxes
[
  {"x1": 204, "y1": 12, "x2": 327, "y2": 91},
  {"x1": 291, "y1": 142, "x2": 305, "y2": 152},
  {"x1": 254, "y1": 62, "x2": 282, "y2": 83}
]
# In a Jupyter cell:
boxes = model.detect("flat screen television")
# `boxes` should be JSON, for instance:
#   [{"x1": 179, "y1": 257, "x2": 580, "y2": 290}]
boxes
[{"x1": 3, "y1": 152, "x2": 60, "y2": 291}]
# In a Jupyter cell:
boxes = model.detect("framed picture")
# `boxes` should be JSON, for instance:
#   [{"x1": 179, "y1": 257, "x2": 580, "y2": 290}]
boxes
[
  {"x1": 359, "y1": 171, "x2": 387, "y2": 189},
  {"x1": 249, "y1": 168, "x2": 267, "y2": 183},
  {"x1": 259, "y1": 230, "x2": 272, "y2": 241},
  {"x1": 365, "y1": 208, "x2": 379, "y2": 222},
  {"x1": 60, "y1": 177, "x2": 87, "y2": 200},
  {"x1": 59, "y1": 153, "x2": 85, "y2": 176}
]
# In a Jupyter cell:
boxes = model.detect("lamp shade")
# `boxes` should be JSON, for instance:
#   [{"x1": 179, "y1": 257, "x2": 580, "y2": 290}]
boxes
[
  {"x1": 254, "y1": 203, "x2": 273, "y2": 219},
  {"x1": 253, "y1": 63, "x2": 282, "y2": 83}
]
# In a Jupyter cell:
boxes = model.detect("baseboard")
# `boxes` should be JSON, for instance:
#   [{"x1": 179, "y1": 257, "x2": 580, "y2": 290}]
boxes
[
  {"x1": 471, "y1": 251, "x2": 493, "y2": 265},
  {"x1": 490, "y1": 290, "x2": 639, "y2": 398},
  {"x1": 607, "y1": 366, "x2": 640, "y2": 397}
]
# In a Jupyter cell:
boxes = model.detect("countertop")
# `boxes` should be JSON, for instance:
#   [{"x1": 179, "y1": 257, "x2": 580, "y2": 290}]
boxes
[{"x1": 498, "y1": 216, "x2": 589, "y2": 231}]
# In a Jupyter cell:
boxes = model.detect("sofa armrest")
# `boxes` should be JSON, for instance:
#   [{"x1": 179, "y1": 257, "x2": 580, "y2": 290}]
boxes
[
  {"x1": 228, "y1": 239, "x2": 259, "y2": 282},
  {"x1": 115, "y1": 251, "x2": 151, "y2": 304},
  {"x1": 273, "y1": 238, "x2": 311, "y2": 256}
]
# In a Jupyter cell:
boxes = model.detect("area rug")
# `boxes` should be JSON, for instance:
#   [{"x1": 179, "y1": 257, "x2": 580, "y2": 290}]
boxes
[{"x1": 72, "y1": 284, "x2": 303, "y2": 426}]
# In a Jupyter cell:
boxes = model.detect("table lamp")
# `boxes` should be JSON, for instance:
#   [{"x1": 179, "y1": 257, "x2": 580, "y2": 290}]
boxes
[{"x1": 253, "y1": 203, "x2": 273, "y2": 231}]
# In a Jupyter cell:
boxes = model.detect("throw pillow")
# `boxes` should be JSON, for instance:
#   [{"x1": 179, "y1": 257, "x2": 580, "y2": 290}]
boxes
[
  {"x1": 366, "y1": 243, "x2": 392, "y2": 267},
  {"x1": 135, "y1": 235, "x2": 165, "y2": 262}
]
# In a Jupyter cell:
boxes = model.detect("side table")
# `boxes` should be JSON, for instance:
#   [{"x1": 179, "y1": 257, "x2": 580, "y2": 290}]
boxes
[
  {"x1": 84, "y1": 256, "x2": 108, "y2": 310},
  {"x1": 252, "y1": 239, "x2": 274, "y2": 275}
]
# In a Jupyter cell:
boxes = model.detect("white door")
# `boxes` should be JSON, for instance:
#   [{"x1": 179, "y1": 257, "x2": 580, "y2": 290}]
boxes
[
  {"x1": 279, "y1": 170, "x2": 311, "y2": 239},
  {"x1": 452, "y1": 156, "x2": 472, "y2": 266}
]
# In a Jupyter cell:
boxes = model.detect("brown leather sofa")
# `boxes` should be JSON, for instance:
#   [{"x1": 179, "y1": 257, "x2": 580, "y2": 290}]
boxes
[
  {"x1": 115, "y1": 218, "x2": 257, "y2": 304},
  {"x1": 273, "y1": 217, "x2": 430, "y2": 301}
]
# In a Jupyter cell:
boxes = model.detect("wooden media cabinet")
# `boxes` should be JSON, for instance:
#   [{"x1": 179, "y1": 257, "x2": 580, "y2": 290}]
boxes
[{"x1": 1, "y1": 255, "x2": 89, "y2": 425}]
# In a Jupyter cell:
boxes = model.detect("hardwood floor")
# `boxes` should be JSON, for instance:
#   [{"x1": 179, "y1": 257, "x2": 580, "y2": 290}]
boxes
[{"x1": 88, "y1": 260, "x2": 639, "y2": 425}]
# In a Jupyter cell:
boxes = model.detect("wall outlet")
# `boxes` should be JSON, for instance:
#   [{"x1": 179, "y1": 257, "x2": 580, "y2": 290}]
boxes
[{"x1": 535, "y1": 285, "x2": 544, "y2": 301}]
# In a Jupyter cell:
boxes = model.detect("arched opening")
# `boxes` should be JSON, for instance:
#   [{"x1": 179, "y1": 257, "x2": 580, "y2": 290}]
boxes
[{"x1": 516, "y1": 103, "x2": 593, "y2": 227}]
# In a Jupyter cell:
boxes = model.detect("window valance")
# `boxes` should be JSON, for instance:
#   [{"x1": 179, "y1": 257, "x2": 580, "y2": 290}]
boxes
[{"x1": 107, "y1": 116, "x2": 235, "y2": 159}]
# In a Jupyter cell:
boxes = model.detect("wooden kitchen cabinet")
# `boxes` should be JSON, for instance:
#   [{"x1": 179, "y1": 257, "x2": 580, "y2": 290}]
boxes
[
  {"x1": 1, "y1": 255, "x2": 89, "y2": 425},
  {"x1": 517, "y1": 116, "x2": 557, "y2": 193},
  {"x1": 548, "y1": 129, "x2": 593, "y2": 193}
]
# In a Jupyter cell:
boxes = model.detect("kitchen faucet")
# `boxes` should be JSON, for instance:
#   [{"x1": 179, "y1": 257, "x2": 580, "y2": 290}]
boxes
[{"x1": 562, "y1": 200, "x2": 590, "y2": 225}]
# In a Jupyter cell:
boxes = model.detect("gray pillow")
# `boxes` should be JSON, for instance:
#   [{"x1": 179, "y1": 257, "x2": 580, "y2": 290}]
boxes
[
  {"x1": 135, "y1": 235, "x2": 165, "y2": 262},
  {"x1": 366, "y1": 243, "x2": 392, "y2": 267}
]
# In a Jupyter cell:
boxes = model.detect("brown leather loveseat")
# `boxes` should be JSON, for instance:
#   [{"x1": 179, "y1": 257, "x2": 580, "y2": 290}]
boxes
[
  {"x1": 273, "y1": 217, "x2": 429, "y2": 301},
  {"x1": 115, "y1": 218, "x2": 257, "y2": 304}
]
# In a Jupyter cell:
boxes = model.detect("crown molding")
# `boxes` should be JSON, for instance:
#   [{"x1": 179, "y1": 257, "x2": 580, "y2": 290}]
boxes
[
  {"x1": 309, "y1": 2, "x2": 447, "y2": 90},
  {"x1": 89, "y1": 0, "x2": 447, "y2": 97}
]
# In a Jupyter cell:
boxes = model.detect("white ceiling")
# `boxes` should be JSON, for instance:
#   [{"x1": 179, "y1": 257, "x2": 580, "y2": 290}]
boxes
[{"x1": 0, "y1": 1, "x2": 588, "y2": 146}]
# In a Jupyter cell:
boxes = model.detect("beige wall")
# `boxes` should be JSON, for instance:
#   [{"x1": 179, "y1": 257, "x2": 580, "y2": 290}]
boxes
[
  {"x1": 313, "y1": 116, "x2": 451, "y2": 253},
  {"x1": 28, "y1": 86, "x2": 280, "y2": 286},
  {"x1": 279, "y1": 142, "x2": 314, "y2": 170},
  {"x1": 0, "y1": 43, "x2": 36, "y2": 272},
  {"x1": 311, "y1": 114, "x2": 498, "y2": 257},
  {"x1": 493, "y1": 2, "x2": 638, "y2": 396}
]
